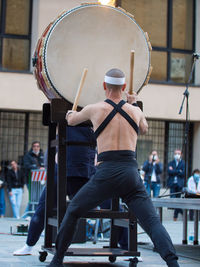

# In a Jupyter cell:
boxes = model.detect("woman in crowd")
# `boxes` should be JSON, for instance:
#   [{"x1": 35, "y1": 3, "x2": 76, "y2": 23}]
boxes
[
  {"x1": 7, "y1": 160, "x2": 25, "y2": 219},
  {"x1": 187, "y1": 169, "x2": 200, "y2": 220},
  {"x1": 187, "y1": 169, "x2": 200, "y2": 195}
]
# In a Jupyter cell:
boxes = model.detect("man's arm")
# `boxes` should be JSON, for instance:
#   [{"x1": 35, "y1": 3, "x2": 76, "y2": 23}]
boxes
[
  {"x1": 177, "y1": 161, "x2": 185, "y2": 178},
  {"x1": 6, "y1": 170, "x2": 12, "y2": 193},
  {"x1": 168, "y1": 162, "x2": 178, "y2": 176},
  {"x1": 125, "y1": 91, "x2": 148, "y2": 134},
  {"x1": 155, "y1": 162, "x2": 163, "y2": 174},
  {"x1": 23, "y1": 153, "x2": 33, "y2": 169},
  {"x1": 139, "y1": 112, "x2": 148, "y2": 134},
  {"x1": 187, "y1": 178, "x2": 196, "y2": 194},
  {"x1": 66, "y1": 105, "x2": 92, "y2": 126},
  {"x1": 142, "y1": 160, "x2": 150, "y2": 172}
]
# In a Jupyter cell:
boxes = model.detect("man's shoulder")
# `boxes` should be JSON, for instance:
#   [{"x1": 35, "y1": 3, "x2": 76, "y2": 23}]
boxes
[
  {"x1": 168, "y1": 159, "x2": 175, "y2": 165},
  {"x1": 93, "y1": 101, "x2": 106, "y2": 107},
  {"x1": 87, "y1": 101, "x2": 106, "y2": 111},
  {"x1": 7, "y1": 169, "x2": 13, "y2": 175},
  {"x1": 23, "y1": 150, "x2": 35, "y2": 163},
  {"x1": 24, "y1": 150, "x2": 32, "y2": 156}
]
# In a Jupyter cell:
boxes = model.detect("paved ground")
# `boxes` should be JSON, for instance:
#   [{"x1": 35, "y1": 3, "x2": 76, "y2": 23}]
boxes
[{"x1": 0, "y1": 217, "x2": 199, "y2": 267}]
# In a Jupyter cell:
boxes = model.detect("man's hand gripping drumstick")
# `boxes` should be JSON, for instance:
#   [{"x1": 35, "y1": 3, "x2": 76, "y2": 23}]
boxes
[{"x1": 66, "y1": 68, "x2": 88, "y2": 120}]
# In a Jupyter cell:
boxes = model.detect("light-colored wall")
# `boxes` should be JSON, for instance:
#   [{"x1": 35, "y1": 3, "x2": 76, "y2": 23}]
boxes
[
  {"x1": 139, "y1": 83, "x2": 200, "y2": 121},
  {"x1": 0, "y1": 72, "x2": 47, "y2": 111},
  {"x1": 0, "y1": 0, "x2": 200, "y2": 120},
  {"x1": 38, "y1": 0, "x2": 98, "y2": 37},
  {"x1": 0, "y1": 0, "x2": 98, "y2": 112},
  {"x1": 1, "y1": 71, "x2": 199, "y2": 119}
]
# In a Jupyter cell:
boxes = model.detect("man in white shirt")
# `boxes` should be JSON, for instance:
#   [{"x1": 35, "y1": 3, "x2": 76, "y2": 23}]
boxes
[{"x1": 187, "y1": 169, "x2": 200, "y2": 195}]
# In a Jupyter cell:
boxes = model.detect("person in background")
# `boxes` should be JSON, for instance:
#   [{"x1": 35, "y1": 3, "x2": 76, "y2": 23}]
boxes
[
  {"x1": 23, "y1": 141, "x2": 45, "y2": 218},
  {"x1": 23, "y1": 141, "x2": 45, "y2": 187},
  {"x1": 167, "y1": 149, "x2": 185, "y2": 221},
  {"x1": 13, "y1": 124, "x2": 96, "y2": 255},
  {"x1": 186, "y1": 169, "x2": 200, "y2": 220},
  {"x1": 7, "y1": 160, "x2": 25, "y2": 219},
  {"x1": 0, "y1": 165, "x2": 6, "y2": 218},
  {"x1": 142, "y1": 150, "x2": 163, "y2": 197},
  {"x1": 187, "y1": 169, "x2": 200, "y2": 195}
]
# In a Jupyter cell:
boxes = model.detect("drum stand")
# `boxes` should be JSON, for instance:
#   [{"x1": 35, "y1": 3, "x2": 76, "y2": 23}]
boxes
[{"x1": 40, "y1": 99, "x2": 140, "y2": 266}]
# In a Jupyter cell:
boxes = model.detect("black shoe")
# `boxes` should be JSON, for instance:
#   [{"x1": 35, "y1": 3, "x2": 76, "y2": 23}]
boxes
[{"x1": 47, "y1": 255, "x2": 64, "y2": 267}]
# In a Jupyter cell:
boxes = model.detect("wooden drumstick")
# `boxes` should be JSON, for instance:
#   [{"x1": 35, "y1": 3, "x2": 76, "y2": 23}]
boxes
[
  {"x1": 72, "y1": 68, "x2": 88, "y2": 111},
  {"x1": 129, "y1": 50, "x2": 135, "y2": 95}
]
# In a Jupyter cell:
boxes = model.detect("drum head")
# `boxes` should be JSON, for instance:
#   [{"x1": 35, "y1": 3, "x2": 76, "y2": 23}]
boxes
[{"x1": 43, "y1": 4, "x2": 150, "y2": 106}]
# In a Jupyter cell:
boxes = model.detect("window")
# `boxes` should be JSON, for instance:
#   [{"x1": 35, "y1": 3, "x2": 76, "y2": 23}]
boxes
[
  {"x1": 28, "y1": 113, "x2": 48, "y2": 151},
  {"x1": 119, "y1": 0, "x2": 195, "y2": 84},
  {"x1": 168, "y1": 122, "x2": 185, "y2": 160},
  {"x1": 0, "y1": 111, "x2": 25, "y2": 163},
  {"x1": 137, "y1": 120, "x2": 193, "y2": 186},
  {"x1": 137, "y1": 120, "x2": 165, "y2": 170},
  {"x1": 0, "y1": 111, "x2": 48, "y2": 170},
  {"x1": 0, "y1": 0, "x2": 32, "y2": 72}
]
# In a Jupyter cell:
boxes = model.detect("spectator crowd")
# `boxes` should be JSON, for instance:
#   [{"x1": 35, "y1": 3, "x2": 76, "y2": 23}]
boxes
[
  {"x1": 0, "y1": 141, "x2": 44, "y2": 219},
  {"x1": 0, "y1": 144, "x2": 200, "y2": 222}
]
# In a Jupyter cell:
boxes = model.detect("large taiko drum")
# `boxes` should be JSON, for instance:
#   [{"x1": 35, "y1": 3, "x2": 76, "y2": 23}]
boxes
[{"x1": 33, "y1": 4, "x2": 151, "y2": 107}]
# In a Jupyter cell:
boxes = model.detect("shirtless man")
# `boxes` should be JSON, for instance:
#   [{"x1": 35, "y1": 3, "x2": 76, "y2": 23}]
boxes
[{"x1": 48, "y1": 68, "x2": 179, "y2": 267}]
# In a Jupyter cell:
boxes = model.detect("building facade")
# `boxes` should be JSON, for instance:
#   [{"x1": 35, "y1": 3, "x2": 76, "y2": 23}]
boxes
[{"x1": 0, "y1": 0, "x2": 200, "y2": 186}]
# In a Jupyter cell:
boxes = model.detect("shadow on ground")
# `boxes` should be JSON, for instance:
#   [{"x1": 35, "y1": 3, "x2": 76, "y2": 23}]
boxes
[{"x1": 139, "y1": 243, "x2": 200, "y2": 261}]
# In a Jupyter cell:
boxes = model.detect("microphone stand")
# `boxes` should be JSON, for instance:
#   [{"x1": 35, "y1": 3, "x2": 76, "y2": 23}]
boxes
[{"x1": 178, "y1": 55, "x2": 199, "y2": 187}]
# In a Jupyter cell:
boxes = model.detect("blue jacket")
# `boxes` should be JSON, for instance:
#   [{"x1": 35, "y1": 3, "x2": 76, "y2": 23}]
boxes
[
  {"x1": 142, "y1": 160, "x2": 163, "y2": 183},
  {"x1": 167, "y1": 159, "x2": 185, "y2": 188},
  {"x1": 66, "y1": 125, "x2": 96, "y2": 178},
  {"x1": 23, "y1": 149, "x2": 44, "y2": 182}
]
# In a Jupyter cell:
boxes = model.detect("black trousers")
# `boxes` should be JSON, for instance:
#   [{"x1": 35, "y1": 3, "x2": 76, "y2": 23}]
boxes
[
  {"x1": 55, "y1": 151, "x2": 178, "y2": 266},
  {"x1": 170, "y1": 184, "x2": 183, "y2": 219}
]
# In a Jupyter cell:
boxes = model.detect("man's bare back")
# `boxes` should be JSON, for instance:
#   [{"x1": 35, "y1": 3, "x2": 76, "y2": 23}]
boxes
[
  {"x1": 67, "y1": 95, "x2": 148, "y2": 154},
  {"x1": 66, "y1": 68, "x2": 147, "y2": 153}
]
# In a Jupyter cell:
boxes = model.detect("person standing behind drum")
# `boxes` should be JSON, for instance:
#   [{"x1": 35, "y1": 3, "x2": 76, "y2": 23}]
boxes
[
  {"x1": 13, "y1": 124, "x2": 96, "y2": 256},
  {"x1": 23, "y1": 141, "x2": 45, "y2": 187},
  {"x1": 186, "y1": 169, "x2": 200, "y2": 220},
  {"x1": 7, "y1": 161, "x2": 25, "y2": 219},
  {"x1": 142, "y1": 150, "x2": 163, "y2": 197},
  {"x1": 187, "y1": 169, "x2": 200, "y2": 195},
  {"x1": 167, "y1": 149, "x2": 185, "y2": 221},
  {"x1": 22, "y1": 141, "x2": 45, "y2": 218}
]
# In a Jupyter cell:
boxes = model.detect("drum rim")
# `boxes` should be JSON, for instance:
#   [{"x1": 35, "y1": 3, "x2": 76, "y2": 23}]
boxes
[{"x1": 42, "y1": 4, "x2": 151, "y2": 103}]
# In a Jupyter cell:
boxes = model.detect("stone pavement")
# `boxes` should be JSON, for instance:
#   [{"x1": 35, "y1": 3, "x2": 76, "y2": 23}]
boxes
[{"x1": 0, "y1": 217, "x2": 199, "y2": 267}]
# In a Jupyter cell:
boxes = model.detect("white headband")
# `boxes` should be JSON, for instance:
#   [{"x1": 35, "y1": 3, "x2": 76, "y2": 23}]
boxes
[{"x1": 104, "y1": 75, "x2": 125, "y2": 85}]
